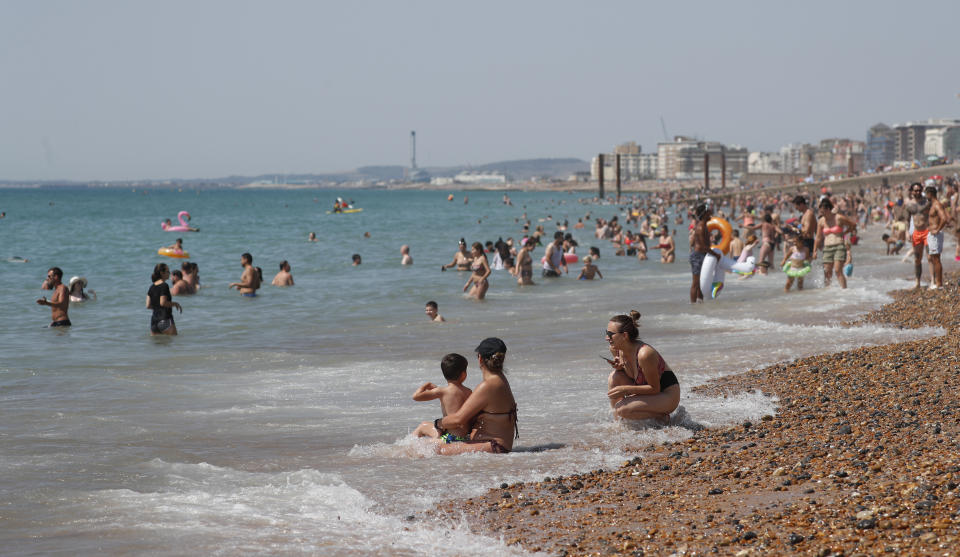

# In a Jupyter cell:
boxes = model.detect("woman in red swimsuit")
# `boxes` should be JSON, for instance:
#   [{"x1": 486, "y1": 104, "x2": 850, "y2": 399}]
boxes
[{"x1": 604, "y1": 311, "x2": 680, "y2": 422}]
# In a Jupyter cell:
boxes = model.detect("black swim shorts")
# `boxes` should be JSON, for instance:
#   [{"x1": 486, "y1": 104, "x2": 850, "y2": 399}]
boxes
[{"x1": 689, "y1": 251, "x2": 706, "y2": 275}]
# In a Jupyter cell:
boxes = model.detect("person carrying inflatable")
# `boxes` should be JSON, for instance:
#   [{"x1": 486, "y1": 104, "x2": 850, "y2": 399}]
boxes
[
  {"x1": 780, "y1": 234, "x2": 811, "y2": 292},
  {"x1": 689, "y1": 203, "x2": 720, "y2": 303}
]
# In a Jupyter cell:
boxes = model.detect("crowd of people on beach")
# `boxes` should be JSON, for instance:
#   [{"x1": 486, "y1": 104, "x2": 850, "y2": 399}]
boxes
[{"x1": 31, "y1": 176, "x2": 959, "y2": 454}]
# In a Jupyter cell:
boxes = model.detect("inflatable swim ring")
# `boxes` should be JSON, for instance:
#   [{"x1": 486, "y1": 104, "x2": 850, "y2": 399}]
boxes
[
  {"x1": 564, "y1": 253, "x2": 579, "y2": 264},
  {"x1": 699, "y1": 249, "x2": 725, "y2": 300},
  {"x1": 162, "y1": 211, "x2": 195, "y2": 232},
  {"x1": 781, "y1": 261, "x2": 812, "y2": 278},
  {"x1": 706, "y1": 217, "x2": 732, "y2": 254},
  {"x1": 158, "y1": 247, "x2": 190, "y2": 259}
]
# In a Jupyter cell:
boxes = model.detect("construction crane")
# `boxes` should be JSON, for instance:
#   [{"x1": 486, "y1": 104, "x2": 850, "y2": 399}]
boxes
[{"x1": 660, "y1": 116, "x2": 670, "y2": 142}]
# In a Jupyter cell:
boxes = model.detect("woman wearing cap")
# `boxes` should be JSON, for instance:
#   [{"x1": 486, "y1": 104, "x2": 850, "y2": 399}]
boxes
[
  {"x1": 603, "y1": 311, "x2": 680, "y2": 422},
  {"x1": 433, "y1": 337, "x2": 518, "y2": 455},
  {"x1": 68, "y1": 276, "x2": 96, "y2": 302}
]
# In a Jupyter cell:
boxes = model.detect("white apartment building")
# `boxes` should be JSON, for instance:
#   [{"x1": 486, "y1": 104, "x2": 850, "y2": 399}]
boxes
[{"x1": 748, "y1": 152, "x2": 782, "y2": 173}]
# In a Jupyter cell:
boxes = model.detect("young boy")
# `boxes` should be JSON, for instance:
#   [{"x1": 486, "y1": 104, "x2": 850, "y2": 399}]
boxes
[
  {"x1": 577, "y1": 255, "x2": 603, "y2": 280},
  {"x1": 424, "y1": 301, "x2": 445, "y2": 322},
  {"x1": 881, "y1": 233, "x2": 904, "y2": 255},
  {"x1": 412, "y1": 353, "x2": 471, "y2": 442},
  {"x1": 780, "y1": 234, "x2": 810, "y2": 292}
]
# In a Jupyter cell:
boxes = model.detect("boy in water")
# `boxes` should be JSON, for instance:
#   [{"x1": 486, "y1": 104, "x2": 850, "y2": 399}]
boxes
[
  {"x1": 881, "y1": 233, "x2": 904, "y2": 255},
  {"x1": 412, "y1": 354, "x2": 471, "y2": 443},
  {"x1": 577, "y1": 255, "x2": 603, "y2": 280},
  {"x1": 424, "y1": 301, "x2": 445, "y2": 322}
]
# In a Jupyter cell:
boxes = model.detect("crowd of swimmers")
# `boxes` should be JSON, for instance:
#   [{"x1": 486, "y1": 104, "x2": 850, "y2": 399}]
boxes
[
  {"x1": 27, "y1": 179, "x2": 959, "y2": 457},
  {"x1": 36, "y1": 176, "x2": 958, "y2": 332}
]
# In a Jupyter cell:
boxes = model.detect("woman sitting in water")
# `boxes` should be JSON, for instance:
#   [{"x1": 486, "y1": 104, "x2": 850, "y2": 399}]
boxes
[
  {"x1": 463, "y1": 242, "x2": 491, "y2": 300},
  {"x1": 603, "y1": 311, "x2": 680, "y2": 421},
  {"x1": 434, "y1": 337, "x2": 518, "y2": 455}
]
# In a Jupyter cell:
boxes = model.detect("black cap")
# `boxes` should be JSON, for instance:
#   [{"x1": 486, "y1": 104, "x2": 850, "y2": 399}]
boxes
[{"x1": 475, "y1": 337, "x2": 507, "y2": 358}]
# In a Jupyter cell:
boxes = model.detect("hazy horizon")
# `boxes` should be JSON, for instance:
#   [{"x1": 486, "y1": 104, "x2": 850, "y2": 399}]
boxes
[{"x1": 2, "y1": 0, "x2": 958, "y2": 181}]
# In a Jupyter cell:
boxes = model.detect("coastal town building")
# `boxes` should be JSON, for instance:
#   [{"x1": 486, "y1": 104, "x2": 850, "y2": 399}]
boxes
[
  {"x1": 923, "y1": 126, "x2": 960, "y2": 160},
  {"x1": 812, "y1": 138, "x2": 864, "y2": 176},
  {"x1": 779, "y1": 143, "x2": 816, "y2": 175},
  {"x1": 590, "y1": 142, "x2": 657, "y2": 182},
  {"x1": 453, "y1": 171, "x2": 508, "y2": 184},
  {"x1": 865, "y1": 123, "x2": 895, "y2": 170},
  {"x1": 890, "y1": 119, "x2": 960, "y2": 163},
  {"x1": 655, "y1": 136, "x2": 748, "y2": 181},
  {"x1": 748, "y1": 152, "x2": 782, "y2": 174}
]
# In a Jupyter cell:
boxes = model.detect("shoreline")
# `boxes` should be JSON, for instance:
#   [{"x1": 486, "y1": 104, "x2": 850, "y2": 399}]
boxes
[{"x1": 434, "y1": 275, "x2": 960, "y2": 555}]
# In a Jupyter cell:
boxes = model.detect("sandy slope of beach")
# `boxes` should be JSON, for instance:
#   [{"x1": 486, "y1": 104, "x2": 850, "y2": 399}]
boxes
[{"x1": 435, "y1": 275, "x2": 960, "y2": 556}]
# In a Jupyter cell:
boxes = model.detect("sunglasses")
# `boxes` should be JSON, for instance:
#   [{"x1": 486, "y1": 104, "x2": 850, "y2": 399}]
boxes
[{"x1": 604, "y1": 329, "x2": 620, "y2": 339}]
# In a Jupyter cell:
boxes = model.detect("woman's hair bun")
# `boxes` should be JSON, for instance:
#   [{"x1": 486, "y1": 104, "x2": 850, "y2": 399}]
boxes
[{"x1": 629, "y1": 310, "x2": 641, "y2": 326}]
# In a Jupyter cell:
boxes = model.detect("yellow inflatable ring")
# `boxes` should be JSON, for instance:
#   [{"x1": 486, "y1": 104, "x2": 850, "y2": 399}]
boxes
[
  {"x1": 158, "y1": 248, "x2": 190, "y2": 259},
  {"x1": 707, "y1": 217, "x2": 733, "y2": 255}
]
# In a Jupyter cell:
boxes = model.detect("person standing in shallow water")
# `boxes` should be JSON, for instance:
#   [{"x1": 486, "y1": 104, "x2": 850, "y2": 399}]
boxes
[
  {"x1": 37, "y1": 267, "x2": 70, "y2": 327},
  {"x1": 146, "y1": 263, "x2": 182, "y2": 336},
  {"x1": 229, "y1": 253, "x2": 261, "y2": 296},
  {"x1": 689, "y1": 204, "x2": 719, "y2": 303},
  {"x1": 271, "y1": 260, "x2": 294, "y2": 286},
  {"x1": 464, "y1": 242, "x2": 491, "y2": 300},
  {"x1": 603, "y1": 311, "x2": 680, "y2": 422}
]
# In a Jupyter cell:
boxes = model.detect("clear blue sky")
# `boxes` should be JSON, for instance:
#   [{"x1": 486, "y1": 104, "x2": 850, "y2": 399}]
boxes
[{"x1": 2, "y1": 0, "x2": 958, "y2": 181}]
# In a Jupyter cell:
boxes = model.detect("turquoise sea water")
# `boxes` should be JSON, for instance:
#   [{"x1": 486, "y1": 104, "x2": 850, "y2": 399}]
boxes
[{"x1": 0, "y1": 187, "x2": 943, "y2": 555}]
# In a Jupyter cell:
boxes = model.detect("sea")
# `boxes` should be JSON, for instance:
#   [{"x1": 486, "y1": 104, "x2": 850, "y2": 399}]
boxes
[{"x1": 0, "y1": 187, "x2": 943, "y2": 556}]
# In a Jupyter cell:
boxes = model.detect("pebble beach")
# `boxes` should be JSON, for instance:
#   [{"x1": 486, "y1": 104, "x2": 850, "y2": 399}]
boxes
[{"x1": 436, "y1": 273, "x2": 960, "y2": 556}]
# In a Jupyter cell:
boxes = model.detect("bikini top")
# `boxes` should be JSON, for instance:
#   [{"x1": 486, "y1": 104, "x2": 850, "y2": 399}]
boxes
[
  {"x1": 476, "y1": 403, "x2": 519, "y2": 439},
  {"x1": 632, "y1": 343, "x2": 671, "y2": 387},
  {"x1": 823, "y1": 225, "x2": 844, "y2": 235}
]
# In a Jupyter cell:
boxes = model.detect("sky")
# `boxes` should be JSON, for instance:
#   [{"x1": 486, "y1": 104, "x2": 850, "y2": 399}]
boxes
[{"x1": 1, "y1": 0, "x2": 958, "y2": 181}]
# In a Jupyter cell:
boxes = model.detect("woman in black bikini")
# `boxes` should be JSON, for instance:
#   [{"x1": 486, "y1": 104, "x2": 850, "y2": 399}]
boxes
[
  {"x1": 603, "y1": 311, "x2": 680, "y2": 421},
  {"x1": 434, "y1": 338, "x2": 518, "y2": 455}
]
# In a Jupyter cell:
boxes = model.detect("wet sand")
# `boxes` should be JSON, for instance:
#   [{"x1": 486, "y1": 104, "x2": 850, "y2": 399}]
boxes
[{"x1": 435, "y1": 274, "x2": 960, "y2": 555}]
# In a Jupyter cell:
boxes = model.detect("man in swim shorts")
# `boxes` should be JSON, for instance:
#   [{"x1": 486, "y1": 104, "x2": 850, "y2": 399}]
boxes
[
  {"x1": 904, "y1": 183, "x2": 930, "y2": 289},
  {"x1": 229, "y1": 252, "x2": 261, "y2": 296},
  {"x1": 689, "y1": 204, "x2": 719, "y2": 303},
  {"x1": 36, "y1": 266, "x2": 71, "y2": 327},
  {"x1": 924, "y1": 185, "x2": 948, "y2": 289},
  {"x1": 542, "y1": 231, "x2": 567, "y2": 277}
]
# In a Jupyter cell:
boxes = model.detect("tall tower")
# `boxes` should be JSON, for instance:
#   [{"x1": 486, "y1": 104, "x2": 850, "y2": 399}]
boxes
[{"x1": 410, "y1": 130, "x2": 417, "y2": 170}]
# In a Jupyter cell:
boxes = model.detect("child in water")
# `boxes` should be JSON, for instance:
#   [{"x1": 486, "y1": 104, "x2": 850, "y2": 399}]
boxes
[
  {"x1": 780, "y1": 234, "x2": 810, "y2": 292},
  {"x1": 577, "y1": 256, "x2": 603, "y2": 280},
  {"x1": 411, "y1": 354, "x2": 472, "y2": 443}
]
